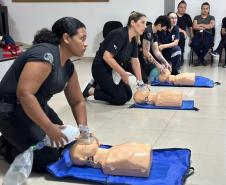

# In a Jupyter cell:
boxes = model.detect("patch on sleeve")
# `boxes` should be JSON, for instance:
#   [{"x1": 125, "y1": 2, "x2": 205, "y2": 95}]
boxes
[
  {"x1": 113, "y1": 44, "x2": 118, "y2": 50},
  {"x1": 147, "y1": 32, "x2": 152, "y2": 40},
  {"x1": 43, "y1": 53, "x2": 54, "y2": 65}
]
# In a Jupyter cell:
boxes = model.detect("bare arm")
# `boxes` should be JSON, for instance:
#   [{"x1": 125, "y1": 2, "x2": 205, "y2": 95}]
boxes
[
  {"x1": 130, "y1": 58, "x2": 142, "y2": 81},
  {"x1": 159, "y1": 39, "x2": 179, "y2": 50},
  {"x1": 193, "y1": 20, "x2": 204, "y2": 30},
  {"x1": 16, "y1": 61, "x2": 67, "y2": 147},
  {"x1": 179, "y1": 28, "x2": 187, "y2": 37},
  {"x1": 200, "y1": 20, "x2": 215, "y2": 30},
  {"x1": 152, "y1": 42, "x2": 171, "y2": 71},
  {"x1": 64, "y1": 69, "x2": 87, "y2": 127},
  {"x1": 222, "y1": 28, "x2": 226, "y2": 36},
  {"x1": 142, "y1": 39, "x2": 157, "y2": 64},
  {"x1": 17, "y1": 62, "x2": 53, "y2": 131},
  {"x1": 152, "y1": 42, "x2": 168, "y2": 64},
  {"x1": 189, "y1": 27, "x2": 194, "y2": 39}
]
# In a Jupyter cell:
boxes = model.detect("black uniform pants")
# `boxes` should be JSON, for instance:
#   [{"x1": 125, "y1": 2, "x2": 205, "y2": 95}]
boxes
[
  {"x1": 190, "y1": 31, "x2": 213, "y2": 60},
  {"x1": 0, "y1": 101, "x2": 62, "y2": 172},
  {"x1": 215, "y1": 35, "x2": 226, "y2": 54},
  {"x1": 92, "y1": 61, "x2": 132, "y2": 105},
  {"x1": 178, "y1": 32, "x2": 186, "y2": 65},
  {"x1": 162, "y1": 46, "x2": 181, "y2": 75}
]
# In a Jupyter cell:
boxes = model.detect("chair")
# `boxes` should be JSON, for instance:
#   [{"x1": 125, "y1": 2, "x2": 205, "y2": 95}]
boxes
[
  {"x1": 189, "y1": 28, "x2": 215, "y2": 66},
  {"x1": 103, "y1": 21, "x2": 123, "y2": 38}
]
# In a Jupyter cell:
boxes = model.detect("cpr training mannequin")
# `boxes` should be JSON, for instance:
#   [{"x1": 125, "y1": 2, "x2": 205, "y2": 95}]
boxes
[
  {"x1": 70, "y1": 135, "x2": 152, "y2": 177},
  {"x1": 133, "y1": 87, "x2": 183, "y2": 107},
  {"x1": 159, "y1": 69, "x2": 195, "y2": 86}
]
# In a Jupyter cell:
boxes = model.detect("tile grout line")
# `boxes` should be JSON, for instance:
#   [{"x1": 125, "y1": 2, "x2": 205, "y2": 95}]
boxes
[{"x1": 152, "y1": 110, "x2": 177, "y2": 147}]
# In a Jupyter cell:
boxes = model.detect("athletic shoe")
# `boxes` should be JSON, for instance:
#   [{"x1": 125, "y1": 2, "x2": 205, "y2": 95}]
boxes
[{"x1": 209, "y1": 51, "x2": 219, "y2": 57}]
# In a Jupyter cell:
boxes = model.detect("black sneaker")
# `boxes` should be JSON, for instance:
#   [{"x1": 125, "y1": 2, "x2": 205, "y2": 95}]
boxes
[
  {"x1": 82, "y1": 79, "x2": 95, "y2": 98},
  {"x1": 210, "y1": 51, "x2": 219, "y2": 57},
  {"x1": 223, "y1": 64, "x2": 226, "y2": 68}
]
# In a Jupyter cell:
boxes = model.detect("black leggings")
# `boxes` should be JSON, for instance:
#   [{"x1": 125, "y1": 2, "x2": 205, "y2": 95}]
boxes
[
  {"x1": 0, "y1": 103, "x2": 62, "y2": 172},
  {"x1": 92, "y1": 61, "x2": 132, "y2": 105},
  {"x1": 215, "y1": 35, "x2": 226, "y2": 54}
]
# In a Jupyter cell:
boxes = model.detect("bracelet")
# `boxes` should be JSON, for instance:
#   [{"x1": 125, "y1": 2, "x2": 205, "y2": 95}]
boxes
[
  {"x1": 137, "y1": 80, "x2": 144, "y2": 86},
  {"x1": 79, "y1": 124, "x2": 89, "y2": 133}
]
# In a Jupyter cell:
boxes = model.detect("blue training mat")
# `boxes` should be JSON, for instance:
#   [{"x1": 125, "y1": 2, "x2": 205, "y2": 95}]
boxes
[
  {"x1": 129, "y1": 100, "x2": 199, "y2": 111},
  {"x1": 151, "y1": 76, "x2": 220, "y2": 88},
  {"x1": 47, "y1": 145, "x2": 194, "y2": 185}
]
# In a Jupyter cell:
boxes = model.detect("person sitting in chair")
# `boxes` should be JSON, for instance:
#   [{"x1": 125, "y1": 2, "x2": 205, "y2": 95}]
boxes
[
  {"x1": 190, "y1": 2, "x2": 215, "y2": 66},
  {"x1": 157, "y1": 12, "x2": 181, "y2": 75},
  {"x1": 210, "y1": 16, "x2": 226, "y2": 68}
]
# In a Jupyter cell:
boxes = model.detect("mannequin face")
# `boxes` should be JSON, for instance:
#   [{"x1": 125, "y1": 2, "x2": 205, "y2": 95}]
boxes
[
  {"x1": 133, "y1": 89, "x2": 155, "y2": 105},
  {"x1": 159, "y1": 69, "x2": 171, "y2": 82},
  {"x1": 70, "y1": 138, "x2": 99, "y2": 166}
]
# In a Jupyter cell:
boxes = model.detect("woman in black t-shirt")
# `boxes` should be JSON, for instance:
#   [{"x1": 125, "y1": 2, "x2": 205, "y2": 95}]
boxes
[
  {"x1": 176, "y1": 0, "x2": 193, "y2": 65},
  {"x1": 83, "y1": 12, "x2": 147, "y2": 105},
  {"x1": 0, "y1": 17, "x2": 90, "y2": 172}
]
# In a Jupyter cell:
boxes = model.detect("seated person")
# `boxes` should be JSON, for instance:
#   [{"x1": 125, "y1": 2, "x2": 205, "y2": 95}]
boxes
[
  {"x1": 210, "y1": 16, "x2": 226, "y2": 68},
  {"x1": 190, "y1": 2, "x2": 215, "y2": 66},
  {"x1": 176, "y1": 0, "x2": 193, "y2": 65},
  {"x1": 158, "y1": 12, "x2": 181, "y2": 75},
  {"x1": 70, "y1": 136, "x2": 152, "y2": 178},
  {"x1": 159, "y1": 69, "x2": 195, "y2": 86},
  {"x1": 125, "y1": 16, "x2": 171, "y2": 83},
  {"x1": 133, "y1": 88, "x2": 183, "y2": 107}
]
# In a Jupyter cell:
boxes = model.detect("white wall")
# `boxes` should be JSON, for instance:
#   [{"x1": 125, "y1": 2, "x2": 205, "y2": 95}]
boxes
[
  {"x1": 3, "y1": 0, "x2": 164, "y2": 57},
  {"x1": 175, "y1": 0, "x2": 226, "y2": 59}
]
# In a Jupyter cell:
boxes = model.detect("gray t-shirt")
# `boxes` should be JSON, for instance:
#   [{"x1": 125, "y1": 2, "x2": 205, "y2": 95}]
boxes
[{"x1": 194, "y1": 15, "x2": 215, "y2": 33}]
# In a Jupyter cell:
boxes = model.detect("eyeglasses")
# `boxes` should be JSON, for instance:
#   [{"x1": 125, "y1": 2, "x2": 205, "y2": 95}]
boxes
[{"x1": 170, "y1": 17, "x2": 177, "y2": 20}]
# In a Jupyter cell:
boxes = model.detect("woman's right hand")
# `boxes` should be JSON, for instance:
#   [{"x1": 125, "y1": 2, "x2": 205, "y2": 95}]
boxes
[
  {"x1": 156, "y1": 63, "x2": 165, "y2": 74},
  {"x1": 45, "y1": 124, "x2": 68, "y2": 148},
  {"x1": 120, "y1": 71, "x2": 129, "y2": 85}
]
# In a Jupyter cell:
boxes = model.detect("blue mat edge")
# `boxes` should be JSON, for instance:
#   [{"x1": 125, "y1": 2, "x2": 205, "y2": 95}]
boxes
[{"x1": 129, "y1": 100, "x2": 197, "y2": 111}]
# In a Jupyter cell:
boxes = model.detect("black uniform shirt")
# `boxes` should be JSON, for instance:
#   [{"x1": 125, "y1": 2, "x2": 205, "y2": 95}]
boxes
[
  {"x1": 177, "y1": 13, "x2": 193, "y2": 30},
  {"x1": 94, "y1": 27, "x2": 138, "y2": 69},
  {"x1": 158, "y1": 25, "x2": 180, "y2": 44},
  {"x1": 139, "y1": 24, "x2": 158, "y2": 53},
  {"x1": 0, "y1": 43, "x2": 74, "y2": 104},
  {"x1": 142, "y1": 24, "x2": 158, "y2": 44}
]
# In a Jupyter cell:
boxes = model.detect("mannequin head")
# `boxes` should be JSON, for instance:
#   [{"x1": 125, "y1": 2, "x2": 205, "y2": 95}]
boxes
[
  {"x1": 70, "y1": 138, "x2": 99, "y2": 166},
  {"x1": 133, "y1": 89, "x2": 155, "y2": 104},
  {"x1": 159, "y1": 69, "x2": 171, "y2": 82},
  {"x1": 169, "y1": 75, "x2": 176, "y2": 83}
]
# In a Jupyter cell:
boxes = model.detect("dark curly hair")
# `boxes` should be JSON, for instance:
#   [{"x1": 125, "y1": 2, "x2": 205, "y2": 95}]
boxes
[{"x1": 33, "y1": 17, "x2": 86, "y2": 45}]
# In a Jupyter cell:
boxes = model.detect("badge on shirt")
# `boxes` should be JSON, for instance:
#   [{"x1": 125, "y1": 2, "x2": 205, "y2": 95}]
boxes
[
  {"x1": 113, "y1": 44, "x2": 118, "y2": 50},
  {"x1": 147, "y1": 32, "x2": 152, "y2": 40},
  {"x1": 44, "y1": 53, "x2": 54, "y2": 64},
  {"x1": 172, "y1": 35, "x2": 175, "y2": 41}
]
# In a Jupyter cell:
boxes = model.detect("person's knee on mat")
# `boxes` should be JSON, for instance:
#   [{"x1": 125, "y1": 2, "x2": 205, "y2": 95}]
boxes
[{"x1": 33, "y1": 147, "x2": 60, "y2": 173}]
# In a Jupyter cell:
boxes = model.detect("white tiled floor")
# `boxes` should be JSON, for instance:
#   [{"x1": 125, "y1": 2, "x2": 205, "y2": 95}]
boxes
[{"x1": 1, "y1": 58, "x2": 226, "y2": 185}]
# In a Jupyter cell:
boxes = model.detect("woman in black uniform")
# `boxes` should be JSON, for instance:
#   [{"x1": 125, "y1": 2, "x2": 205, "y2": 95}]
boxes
[
  {"x1": 83, "y1": 12, "x2": 147, "y2": 105},
  {"x1": 0, "y1": 17, "x2": 89, "y2": 172}
]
